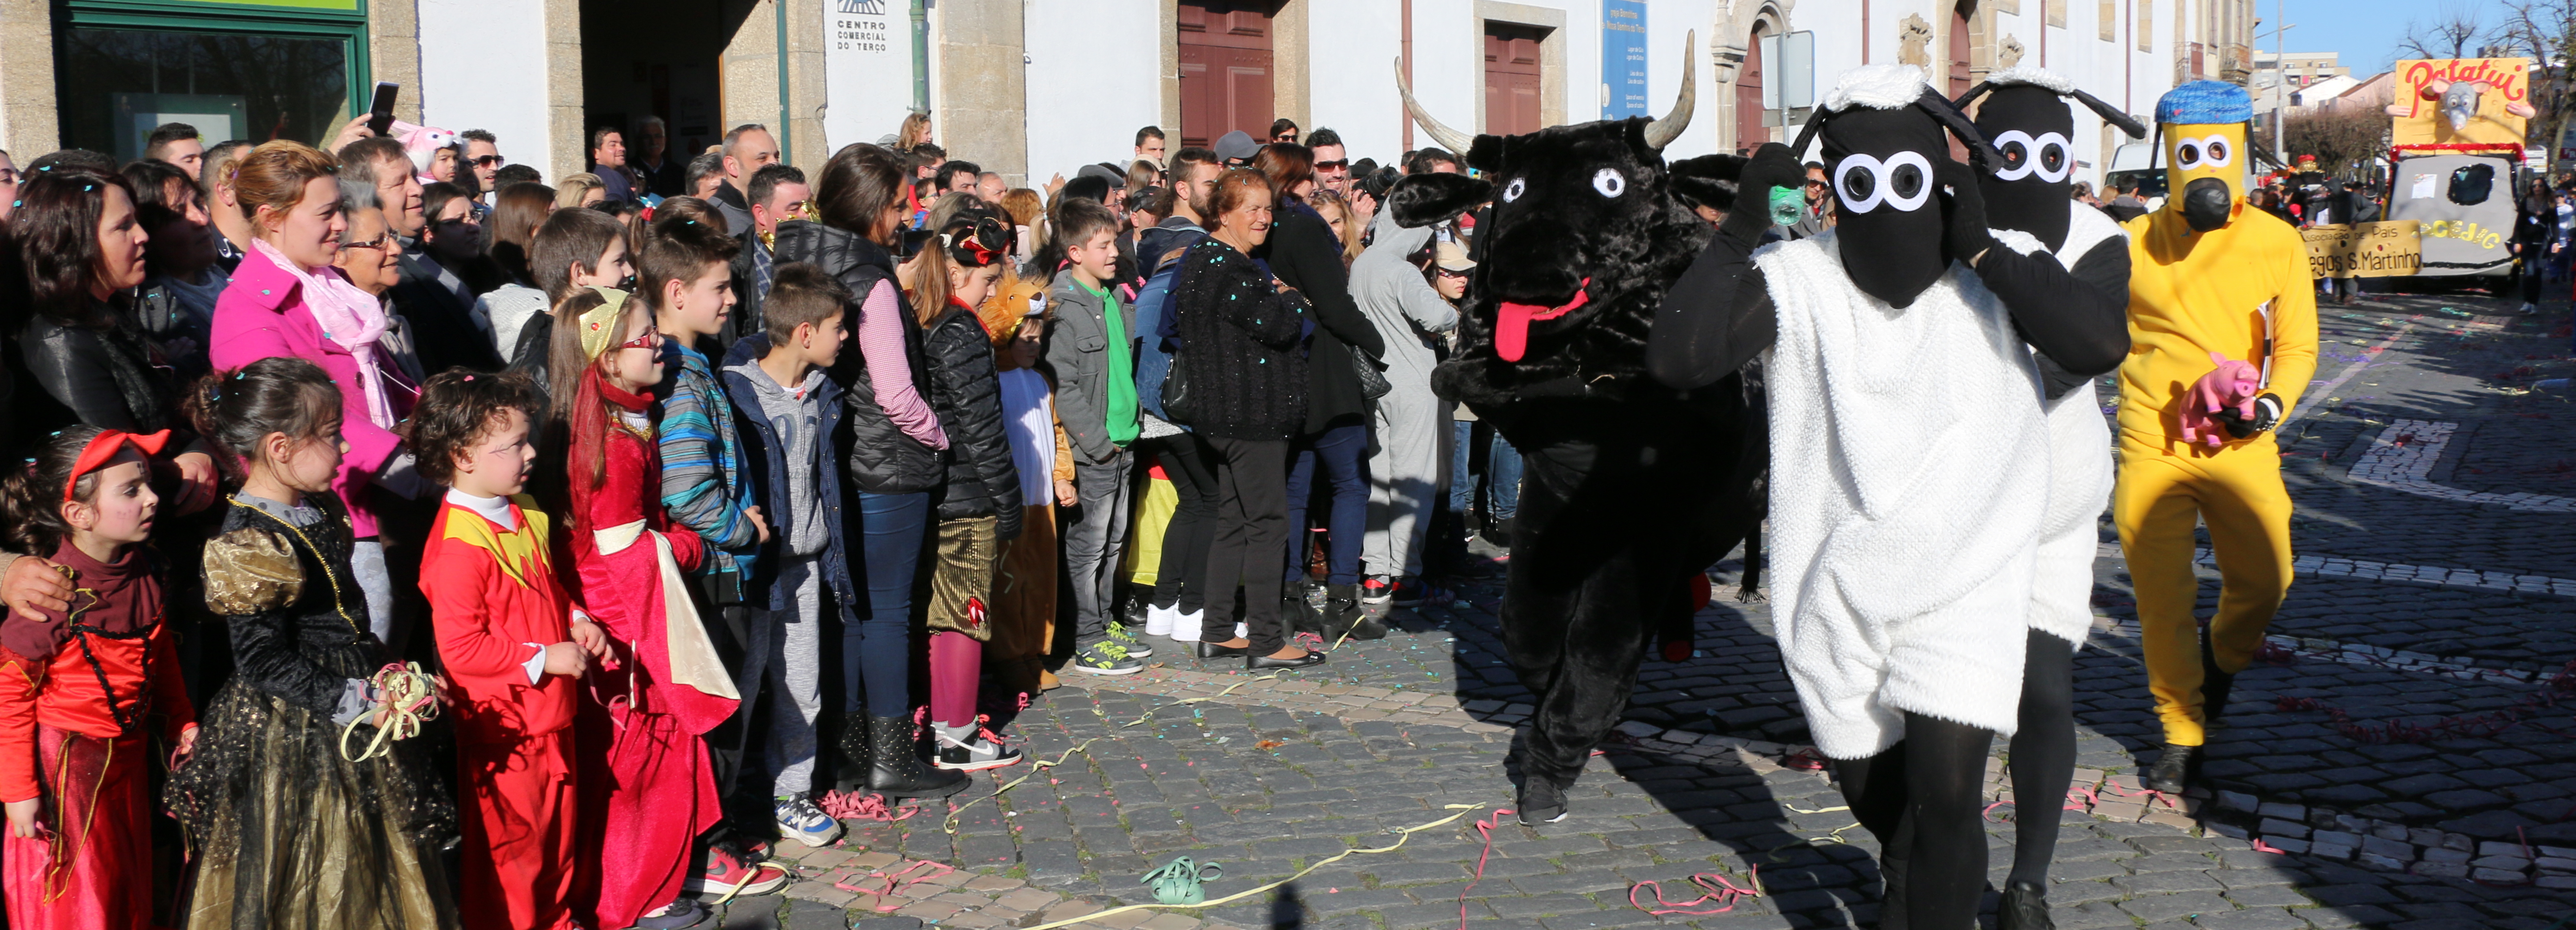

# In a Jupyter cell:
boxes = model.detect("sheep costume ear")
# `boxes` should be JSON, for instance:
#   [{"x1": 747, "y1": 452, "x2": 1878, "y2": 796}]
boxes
[
  {"x1": 1954, "y1": 65, "x2": 2149, "y2": 139},
  {"x1": 1788, "y1": 64, "x2": 2006, "y2": 175}
]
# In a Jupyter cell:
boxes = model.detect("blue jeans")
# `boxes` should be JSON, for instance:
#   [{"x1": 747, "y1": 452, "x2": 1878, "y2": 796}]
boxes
[
  {"x1": 847, "y1": 491, "x2": 925, "y2": 715},
  {"x1": 1447, "y1": 421, "x2": 1523, "y2": 521},
  {"x1": 1284, "y1": 422, "x2": 1368, "y2": 587}
]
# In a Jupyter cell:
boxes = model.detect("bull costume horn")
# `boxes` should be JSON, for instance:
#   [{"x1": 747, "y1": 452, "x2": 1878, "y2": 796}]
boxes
[
  {"x1": 1642, "y1": 31, "x2": 1699, "y2": 148},
  {"x1": 1394, "y1": 57, "x2": 1478, "y2": 154},
  {"x1": 1396, "y1": 30, "x2": 1697, "y2": 150}
]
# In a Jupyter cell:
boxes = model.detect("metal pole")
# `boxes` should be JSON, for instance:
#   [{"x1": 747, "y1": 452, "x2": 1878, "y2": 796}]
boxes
[
  {"x1": 2273, "y1": 0, "x2": 2286, "y2": 166},
  {"x1": 910, "y1": 0, "x2": 930, "y2": 114}
]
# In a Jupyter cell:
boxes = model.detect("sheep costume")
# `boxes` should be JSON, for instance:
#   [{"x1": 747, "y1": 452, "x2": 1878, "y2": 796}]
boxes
[{"x1": 1756, "y1": 64, "x2": 2051, "y2": 760}]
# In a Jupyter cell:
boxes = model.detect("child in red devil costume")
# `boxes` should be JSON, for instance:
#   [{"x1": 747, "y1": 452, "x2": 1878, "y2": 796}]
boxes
[
  {"x1": 0, "y1": 428, "x2": 198, "y2": 930},
  {"x1": 406, "y1": 370, "x2": 610, "y2": 930}
]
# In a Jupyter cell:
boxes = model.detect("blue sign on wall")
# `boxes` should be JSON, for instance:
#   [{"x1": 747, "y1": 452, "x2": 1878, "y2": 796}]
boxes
[{"x1": 1602, "y1": 0, "x2": 1648, "y2": 119}]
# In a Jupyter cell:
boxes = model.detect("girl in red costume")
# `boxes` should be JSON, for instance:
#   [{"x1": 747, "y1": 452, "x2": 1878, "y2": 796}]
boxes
[
  {"x1": 405, "y1": 369, "x2": 611, "y2": 930},
  {"x1": 0, "y1": 427, "x2": 199, "y2": 930},
  {"x1": 547, "y1": 287, "x2": 768, "y2": 930}
]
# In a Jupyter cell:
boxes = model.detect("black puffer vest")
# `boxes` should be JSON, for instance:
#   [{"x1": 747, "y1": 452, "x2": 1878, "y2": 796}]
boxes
[{"x1": 771, "y1": 220, "x2": 942, "y2": 495}]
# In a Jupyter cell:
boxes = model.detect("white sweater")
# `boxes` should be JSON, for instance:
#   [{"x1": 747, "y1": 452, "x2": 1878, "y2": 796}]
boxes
[
  {"x1": 1997, "y1": 201, "x2": 2127, "y2": 648},
  {"x1": 1756, "y1": 231, "x2": 2050, "y2": 759}
]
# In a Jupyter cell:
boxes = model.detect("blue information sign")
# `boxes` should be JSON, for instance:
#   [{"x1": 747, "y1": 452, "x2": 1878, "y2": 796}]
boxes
[{"x1": 1602, "y1": 0, "x2": 1648, "y2": 119}]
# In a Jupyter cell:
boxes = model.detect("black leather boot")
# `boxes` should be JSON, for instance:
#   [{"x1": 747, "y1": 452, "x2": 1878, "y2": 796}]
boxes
[
  {"x1": 868, "y1": 715, "x2": 967, "y2": 798},
  {"x1": 1997, "y1": 879, "x2": 2054, "y2": 930},
  {"x1": 1321, "y1": 583, "x2": 1385, "y2": 641},
  {"x1": 2145, "y1": 742, "x2": 2197, "y2": 794},
  {"x1": 830, "y1": 718, "x2": 870, "y2": 793},
  {"x1": 1285, "y1": 580, "x2": 1323, "y2": 635},
  {"x1": 2201, "y1": 632, "x2": 2237, "y2": 724}
]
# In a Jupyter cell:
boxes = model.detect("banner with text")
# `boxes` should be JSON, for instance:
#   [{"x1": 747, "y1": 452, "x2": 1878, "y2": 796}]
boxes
[
  {"x1": 2305, "y1": 222, "x2": 2422, "y2": 279},
  {"x1": 823, "y1": 0, "x2": 916, "y2": 154},
  {"x1": 1602, "y1": 0, "x2": 1647, "y2": 119}
]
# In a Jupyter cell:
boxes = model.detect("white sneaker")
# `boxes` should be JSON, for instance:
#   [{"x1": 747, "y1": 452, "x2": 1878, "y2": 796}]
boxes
[
  {"x1": 1168, "y1": 608, "x2": 1204, "y2": 642},
  {"x1": 1144, "y1": 602, "x2": 1174, "y2": 638}
]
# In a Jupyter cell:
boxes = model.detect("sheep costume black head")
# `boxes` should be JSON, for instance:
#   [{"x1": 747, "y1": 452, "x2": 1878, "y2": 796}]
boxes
[
  {"x1": 1782, "y1": 64, "x2": 2004, "y2": 308},
  {"x1": 1952, "y1": 66, "x2": 2148, "y2": 250},
  {"x1": 1387, "y1": 32, "x2": 1746, "y2": 405}
]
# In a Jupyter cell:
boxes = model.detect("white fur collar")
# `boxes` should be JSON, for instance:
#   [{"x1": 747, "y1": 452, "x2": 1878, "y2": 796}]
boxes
[{"x1": 1822, "y1": 65, "x2": 1932, "y2": 112}]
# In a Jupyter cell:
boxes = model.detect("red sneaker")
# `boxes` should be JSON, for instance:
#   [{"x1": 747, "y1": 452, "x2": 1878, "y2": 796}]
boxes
[{"x1": 684, "y1": 846, "x2": 789, "y2": 898}]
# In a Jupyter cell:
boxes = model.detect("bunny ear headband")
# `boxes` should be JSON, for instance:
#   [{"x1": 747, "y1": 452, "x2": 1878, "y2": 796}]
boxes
[
  {"x1": 1952, "y1": 65, "x2": 2149, "y2": 139},
  {"x1": 1788, "y1": 65, "x2": 2005, "y2": 174}
]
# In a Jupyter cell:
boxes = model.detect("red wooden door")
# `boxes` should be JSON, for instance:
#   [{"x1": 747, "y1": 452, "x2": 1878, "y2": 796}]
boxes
[
  {"x1": 1736, "y1": 24, "x2": 1766, "y2": 152},
  {"x1": 1178, "y1": 1, "x2": 1277, "y2": 149},
  {"x1": 1484, "y1": 24, "x2": 1544, "y2": 137}
]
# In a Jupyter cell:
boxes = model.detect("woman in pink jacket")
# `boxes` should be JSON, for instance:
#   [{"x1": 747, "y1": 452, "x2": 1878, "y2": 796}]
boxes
[{"x1": 207, "y1": 140, "x2": 419, "y2": 639}]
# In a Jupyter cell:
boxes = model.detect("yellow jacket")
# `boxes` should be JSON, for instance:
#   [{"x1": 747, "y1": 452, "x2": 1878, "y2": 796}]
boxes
[{"x1": 2118, "y1": 202, "x2": 2319, "y2": 454}]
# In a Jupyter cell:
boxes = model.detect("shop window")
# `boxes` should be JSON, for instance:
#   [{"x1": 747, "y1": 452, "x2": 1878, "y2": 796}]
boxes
[{"x1": 57, "y1": 28, "x2": 352, "y2": 161}]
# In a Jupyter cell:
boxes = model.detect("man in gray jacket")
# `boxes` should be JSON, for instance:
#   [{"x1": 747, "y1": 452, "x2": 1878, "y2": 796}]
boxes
[{"x1": 1353, "y1": 218, "x2": 1462, "y2": 606}]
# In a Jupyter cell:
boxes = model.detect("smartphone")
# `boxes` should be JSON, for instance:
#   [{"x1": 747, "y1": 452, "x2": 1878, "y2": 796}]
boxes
[{"x1": 367, "y1": 82, "x2": 399, "y2": 137}]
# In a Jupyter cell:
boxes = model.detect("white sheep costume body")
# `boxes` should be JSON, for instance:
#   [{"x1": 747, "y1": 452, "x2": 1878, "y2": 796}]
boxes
[{"x1": 1755, "y1": 65, "x2": 2053, "y2": 760}]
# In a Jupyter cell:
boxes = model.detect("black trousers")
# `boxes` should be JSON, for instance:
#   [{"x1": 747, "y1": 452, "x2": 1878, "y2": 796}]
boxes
[
  {"x1": 1142, "y1": 433, "x2": 1221, "y2": 614},
  {"x1": 1201, "y1": 437, "x2": 1290, "y2": 652}
]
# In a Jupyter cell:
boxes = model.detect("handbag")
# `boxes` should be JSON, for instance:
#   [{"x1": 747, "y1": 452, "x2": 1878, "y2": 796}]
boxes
[
  {"x1": 1159, "y1": 357, "x2": 1202, "y2": 425},
  {"x1": 1351, "y1": 346, "x2": 1391, "y2": 402}
]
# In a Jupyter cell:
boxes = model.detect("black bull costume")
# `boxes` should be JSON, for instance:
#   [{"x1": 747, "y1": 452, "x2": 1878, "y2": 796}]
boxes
[{"x1": 1388, "y1": 33, "x2": 1769, "y2": 825}]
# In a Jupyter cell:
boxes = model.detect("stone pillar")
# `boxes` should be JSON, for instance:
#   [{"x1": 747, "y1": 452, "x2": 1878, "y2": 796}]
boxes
[
  {"x1": 544, "y1": 0, "x2": 585, "y2": 182},
  {"x1": 722, "y1": 0, "x2": 829, "y2": 168},
  {"x1": 370, "y1": 0, "x2": 424, "y2": 124},
  {"x1": 0, "y1": 0, "x2": 61, "y2": 156},
  {"x1": 936, "y1": 0, "x2": 1026, "y2": 184},
  {"x1": 1274, "y1": 0, "x2": 1310, "y2": 130}
]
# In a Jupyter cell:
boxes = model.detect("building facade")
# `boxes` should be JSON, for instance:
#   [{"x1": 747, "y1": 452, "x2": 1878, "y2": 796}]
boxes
[{"x1": 0, "y1": 0, "x2": 2247, "y2": 192}]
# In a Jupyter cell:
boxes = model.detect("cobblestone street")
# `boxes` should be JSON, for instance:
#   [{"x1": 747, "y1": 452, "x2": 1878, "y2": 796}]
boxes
[{"x1": 718, "y1": 288, "x2": 2576, "y2": 929}]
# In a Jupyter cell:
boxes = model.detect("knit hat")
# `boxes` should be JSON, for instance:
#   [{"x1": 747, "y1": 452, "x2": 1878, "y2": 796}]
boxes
[{"x1": 2154, "y1": 81, "x2": 2254, "y2": 125}]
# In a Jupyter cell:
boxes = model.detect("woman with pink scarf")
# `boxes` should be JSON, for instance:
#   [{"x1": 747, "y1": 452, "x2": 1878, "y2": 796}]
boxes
[{"x1": 208, "y1": 140, "x2": 421, "y2": 640}]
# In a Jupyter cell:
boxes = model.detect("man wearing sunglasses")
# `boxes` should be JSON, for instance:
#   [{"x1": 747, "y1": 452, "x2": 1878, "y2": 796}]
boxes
[
  {"x1": 1308, "y1": 128, "x2": 1352, "y2": 198},
  {"x1": 1788, "y1": 161, "x2": 1833, "y2": 240},
  {"x1": 460, "y1": 129, "x2": 504, "y2": 202}
]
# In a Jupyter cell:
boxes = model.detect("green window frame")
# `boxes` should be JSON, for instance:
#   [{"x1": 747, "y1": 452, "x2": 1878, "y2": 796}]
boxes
[{"x1": 61, "y1": 0, "x2": 371, "y2": 119}]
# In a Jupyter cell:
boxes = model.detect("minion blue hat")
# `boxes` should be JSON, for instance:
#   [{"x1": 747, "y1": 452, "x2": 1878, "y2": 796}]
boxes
[{"x1": 2154, "y1": 81, "x2": 2254, "y2": 125}]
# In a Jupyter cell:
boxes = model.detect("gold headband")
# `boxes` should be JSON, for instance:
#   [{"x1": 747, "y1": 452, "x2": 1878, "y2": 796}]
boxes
[{"x1": 579, "y1": 286, "x2": 633, "y2": 362}]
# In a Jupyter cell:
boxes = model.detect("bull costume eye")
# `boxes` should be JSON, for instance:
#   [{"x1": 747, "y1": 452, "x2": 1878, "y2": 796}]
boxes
[
  {"x1": 1502, "y1": 178, "x2": 1526, "y2": 202},
  {"x1": 1592, "y1": 168, "x2": 1625, "y2": 198}
]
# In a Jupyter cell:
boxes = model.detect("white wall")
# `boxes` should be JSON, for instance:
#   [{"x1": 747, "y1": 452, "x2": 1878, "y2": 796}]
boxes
[
  {"x1": 1305, "y1": 0, "x2": 1409, "y2": 164},
  {"x1": 1408, "y1": 0, "x2": 1481, "y2": 155},
  {"x1": 1021, "y1": 0, "x2": 1167, "y2": 182},
  {"x1": 1640, "y1": 0, "x2": 1718, "y2": 158},
  {"x1": 417, "y1": 0, "x2": 556, "y2": 180}
]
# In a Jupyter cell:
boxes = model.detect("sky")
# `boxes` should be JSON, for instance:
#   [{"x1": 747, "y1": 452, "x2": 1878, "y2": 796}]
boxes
[{"x1": 2270, "y1": 0, "x2": 2503, "y2": 75}]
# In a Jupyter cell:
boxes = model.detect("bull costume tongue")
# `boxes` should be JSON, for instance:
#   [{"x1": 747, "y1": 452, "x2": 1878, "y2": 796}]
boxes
[{"x1": 1493, "y1": 278, "x2": 1592, "y2": 363}]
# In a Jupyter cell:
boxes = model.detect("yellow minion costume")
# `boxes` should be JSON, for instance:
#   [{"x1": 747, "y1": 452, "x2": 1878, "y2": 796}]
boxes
[{"x1": 2115, "y1": 81, "x2": 2318, "y2": 791}]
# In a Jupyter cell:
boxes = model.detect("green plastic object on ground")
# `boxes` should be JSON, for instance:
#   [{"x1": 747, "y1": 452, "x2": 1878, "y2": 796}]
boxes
[{"x1": 1141, "y1": 856, "x2": 1224, "y2": 905}]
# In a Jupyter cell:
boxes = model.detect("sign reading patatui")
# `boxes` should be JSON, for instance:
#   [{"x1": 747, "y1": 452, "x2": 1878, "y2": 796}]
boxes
[{"x1": 2305, "y1": 222, "x2": 2422, "y2": 278}]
